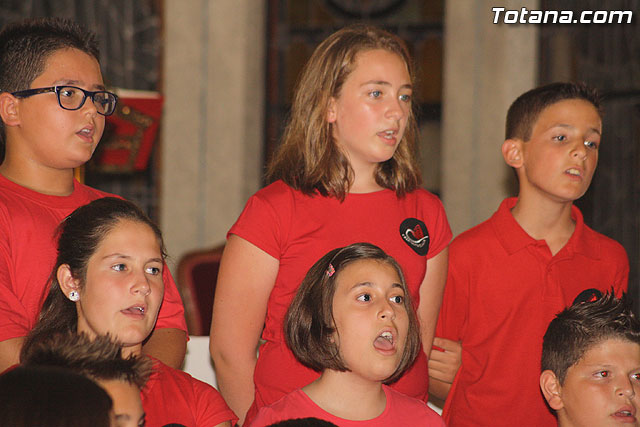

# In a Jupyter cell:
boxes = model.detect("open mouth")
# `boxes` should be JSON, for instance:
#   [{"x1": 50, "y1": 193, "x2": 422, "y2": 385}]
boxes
[
  {"x1": 76, "y1": 126, "x2": 95, "y2": 141},
  {"x1": 373, "y1": 330, "x2": 395, "y2": 352},
  {"x1": 613, "y1": 407, "x2": 636, "y2": 421},
  {"x1": 378, "y1": 129, "x2": 398, "y2": 140},
  {"x1": 122, "y1": 306, "x2": 145, "y2": 316}
]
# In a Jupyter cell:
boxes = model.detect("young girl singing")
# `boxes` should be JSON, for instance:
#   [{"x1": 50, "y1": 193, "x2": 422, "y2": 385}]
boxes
[
  {"x1": 21, "y1": 197, "x2": 237, "y2": 427},
  {"x1": 210, "y1": 24, "x2": 452, "y2": 423},
  {"x1": 249, "y1": 243, "x2": 445, "y2": 426}
]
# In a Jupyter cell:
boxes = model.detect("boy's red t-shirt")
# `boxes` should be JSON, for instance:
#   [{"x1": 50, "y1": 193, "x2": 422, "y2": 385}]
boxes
[
  {"x1": 0, "y1": 175, "x2": 187, "y2": 342},
  {"x1": 437, "y1": 197, "x2": 629, "y2": 426}
]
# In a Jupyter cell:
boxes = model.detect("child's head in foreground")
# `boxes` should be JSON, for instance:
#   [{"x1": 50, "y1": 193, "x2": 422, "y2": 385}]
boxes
[
  {"x1": 0, "y1": 17, "x2": 116, "y2": 165},
  {"x1": 267, "y1": 418, "x2": 339, "y2": 427},
  {"x1": 22, "y1": 332, "x2": 151, "y2": 427},
  {"x1": 540, "y1": 292, "x2": 640, "y2": 426},
  {"x1": 502, "y1": 82, "x2": 603, "y2": 203},
  {"x1": 267, "y1": 24, "x2": 421, "y2": 199},
  {"x1": 0, "y1": 365, "x2": 114, "y2": 427},
  {"x1": 285, "y1": 242, "x2": 421, "y2": 384}
]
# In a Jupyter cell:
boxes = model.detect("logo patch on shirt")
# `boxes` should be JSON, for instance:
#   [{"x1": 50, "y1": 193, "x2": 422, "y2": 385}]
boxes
[
  {"x1": 573, "y1": 288, "x2": 603, "y2": 305},
  {"x1": 399, "y1": 218, "x2": 430, "y2": 256}
]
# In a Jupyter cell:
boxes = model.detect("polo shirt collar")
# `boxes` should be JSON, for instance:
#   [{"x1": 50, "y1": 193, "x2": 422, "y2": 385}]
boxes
[{"x1": 491, "y1": 197, "x2": 600, "y2": 259}]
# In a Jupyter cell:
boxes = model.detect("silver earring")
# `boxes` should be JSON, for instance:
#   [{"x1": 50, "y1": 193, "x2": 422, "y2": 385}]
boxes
[{"x1": 68, "y1": 290, "x2": 79, "y2": 302}]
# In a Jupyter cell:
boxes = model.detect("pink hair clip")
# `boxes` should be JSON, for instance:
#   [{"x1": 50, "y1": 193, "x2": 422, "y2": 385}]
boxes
[{"x1": 326, "y1": 263, "x2": 335, "y2": 277}]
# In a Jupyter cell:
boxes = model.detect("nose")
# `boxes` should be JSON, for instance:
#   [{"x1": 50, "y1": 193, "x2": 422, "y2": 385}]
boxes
[
  {"x1": 131, "y1": 270, "x2": 151, "y2": 297},
  {"x1": 81, "y1": 94, "x2": 99, "y2": 117},
  {"x1": 385, "y1": 96, "x2": 405, "y2": 122},
  {"x1": 378, "y1": 299, "x2": 396, "y2": 321},
  {"x1": 616, "y1": 377, "x2": 636, "y2": 399},
  {"x1": 571, "y1": 141, "x2": 588, "y2": 161}
]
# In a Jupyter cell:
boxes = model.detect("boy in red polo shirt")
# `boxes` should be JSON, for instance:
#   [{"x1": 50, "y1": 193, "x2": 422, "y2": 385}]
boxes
[
  {"x1": 430, "y1": 82, "x2": 629, "y2": 426},
  {"x1": 0, "y1": 17, "x2": 187, "y2": 373}
]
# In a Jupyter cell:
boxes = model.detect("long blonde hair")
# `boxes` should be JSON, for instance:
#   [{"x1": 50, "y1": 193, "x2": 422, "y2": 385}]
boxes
[{"x1": 267, "y1": 24, "x2": 421, "y2": 200}]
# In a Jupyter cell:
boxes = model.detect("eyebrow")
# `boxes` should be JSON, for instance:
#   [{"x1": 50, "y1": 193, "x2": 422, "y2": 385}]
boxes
[
  {"x1": 55, "y1": 79, "x2": 106, "y2": 91},
  {"x1": 553, "y1": 123, "x2": 601, "y2": 136},
  {"x1": 349, "y1": 281, "x2": 405, "y2": 292},
  {"x1": 391, "y1": 282, "x2": 404, "y2": 291},
  {"x1": 360, "y1": 80, "x2": 412, "y2": 90},
  {"x1": 102, "y1": 254, "x2": 164, "y2": 264},
  {"x1": 582, "y1": 363, "x2": 614, "y2": 367},
  {"x1": 102, "y1": 253, "x2": 132, "y2": 261}
]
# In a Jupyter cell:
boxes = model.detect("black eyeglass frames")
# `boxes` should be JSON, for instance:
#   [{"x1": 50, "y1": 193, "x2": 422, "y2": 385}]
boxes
[{"x1": 11, "y1": 85, "x2": 118, "y2": 116}]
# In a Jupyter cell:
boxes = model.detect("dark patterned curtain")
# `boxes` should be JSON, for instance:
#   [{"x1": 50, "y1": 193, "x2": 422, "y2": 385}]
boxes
[{"x1": 0, "y1": 0, "x2": 161, "y2": 89}]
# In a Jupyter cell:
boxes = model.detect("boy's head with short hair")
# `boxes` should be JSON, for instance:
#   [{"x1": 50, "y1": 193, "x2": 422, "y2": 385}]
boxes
[
  {"x1": 267, "y1": 418, "x2": 339, "y2": 427},
  {"x1": 502, "y1": 82, "x2": 603, "y2": 204},
  {"x1": 540, "y1": 292, "x2": 640, "y2": 426},
  {"x1": 505, "y1": 82, "x2": 601, "y2": 142},
  {"x1": 0, "y1": 17, "x2": 99, "y2": 97},
  {"x1": 22, "y1": 332, "x2": 150, "y2": 427},
  {"x1": 0, "y1": 365, "x2": 115, "y2": 427},
  {"x1": 0, "y1": 17, "x2": 107, "y2": 176}
]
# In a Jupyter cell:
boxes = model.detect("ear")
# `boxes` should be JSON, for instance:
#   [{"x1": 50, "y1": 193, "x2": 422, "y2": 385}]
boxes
[
  {"x1": 502, "y1": 138, "x2": 523, "y2": 168},
  {"x1": 57, "y1": 264, "x2": 80, "y2": 299},
  {"x1": 540, "y1": 370, "x2": 564, "y2": 411},
  {"x1": 0, "y1": 92, "x2": 20, "y2": 127},
  {"x1": 326, "y1": 97, "x2": 337, "y2": 123}
]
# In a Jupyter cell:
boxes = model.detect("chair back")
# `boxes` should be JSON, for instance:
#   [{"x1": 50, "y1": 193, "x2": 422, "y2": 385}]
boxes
[{"x1": 176, "y1": 245, "x2": 224, "y2": 336}]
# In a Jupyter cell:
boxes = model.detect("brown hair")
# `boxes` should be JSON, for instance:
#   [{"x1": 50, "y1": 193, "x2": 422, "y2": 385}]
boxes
[
  {"x1": 285, "y1": 242, "x2": 421, "y2": 384},
  {"x1": 505, "y1": 82, "x2": 602, "y2": 141},
  {"x1": 266, "y1": 24, "x2": 421, "y2": 200},
  {"x1": 0, "y1": 365, "x2": 113, "y2": 427},
  {"x1": 541, "y1": 291, "x2": 640, "y2": 384},
  {"x1": 22, "y1": 332, "x2": 152, "y2": 390}
]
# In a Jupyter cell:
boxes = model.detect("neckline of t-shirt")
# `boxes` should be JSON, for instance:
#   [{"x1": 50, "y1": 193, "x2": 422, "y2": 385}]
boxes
[
  {"x1": 345, "y1": 188, "x2": 396, "y2": 198},
  {"x1": 0, "y1": 174, "x2": 85, "y2": 208},
  {"x1": 497, "y1": 197, "x2": 582, "y2": 255},
  {"x1": 299, "y1": 385, "x2": 391, "y2": 422}
]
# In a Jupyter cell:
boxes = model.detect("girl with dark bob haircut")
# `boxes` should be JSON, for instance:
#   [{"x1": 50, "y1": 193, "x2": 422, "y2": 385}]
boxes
[
  {"x1": 249, "y1": 243, "x2": 445, "y2": 425},
  {"x1": 285, "y1": 242, "x2": 421, "y2": 380}
]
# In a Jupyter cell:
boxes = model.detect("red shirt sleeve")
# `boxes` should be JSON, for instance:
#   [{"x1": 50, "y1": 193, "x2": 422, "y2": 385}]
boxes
[
  {"x1": 423, "y1": 192, "x2": 452, "y2": 260},
  {"x1": 154, "y1": 265, "x2": 187, "y2": 333},
  {"x1": 0, "y1": 210, "x2": 30, "y2": 341},
  {"x1": 435, "y1": 237, "x2": 468, "y2": 341},
  {"x1": 192, "y1": 376, "x2": 240, "y2": 426},
  {"x1": 228, "y1": 183, "x2": 292, "y2": 260}
]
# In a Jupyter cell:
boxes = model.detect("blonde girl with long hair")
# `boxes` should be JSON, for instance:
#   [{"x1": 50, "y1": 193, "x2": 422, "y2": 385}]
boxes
[{"x1": 210, "y1": 24, "x2": 452, "y2": 425}]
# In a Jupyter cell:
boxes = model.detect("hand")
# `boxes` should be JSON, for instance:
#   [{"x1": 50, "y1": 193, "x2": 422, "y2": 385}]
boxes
[{"x1": 428, "y1": 337, "x2": 462, "y2": 384}]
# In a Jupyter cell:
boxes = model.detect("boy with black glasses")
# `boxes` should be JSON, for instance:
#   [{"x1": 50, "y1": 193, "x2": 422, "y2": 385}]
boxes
[{"x1": 0, "y1": 17, "x2": 187, "y2": 373}]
